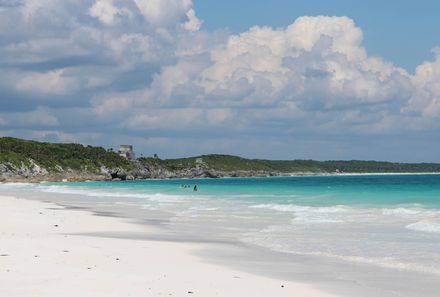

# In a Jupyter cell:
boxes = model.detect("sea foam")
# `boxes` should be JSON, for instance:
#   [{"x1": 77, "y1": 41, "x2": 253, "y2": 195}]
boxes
[
  {"x1": 36, "y1": 184, "x2": 190, "y2": 203},
  {"x1": 406, "y1": 221, "x2": 440, "y2": 233}
]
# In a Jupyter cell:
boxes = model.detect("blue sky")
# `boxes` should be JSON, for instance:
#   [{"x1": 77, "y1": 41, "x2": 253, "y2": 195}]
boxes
[
  {"x1": 0, "y1": 0, "x2": 440, "y2": 162},
  {"x1": 193, "y1": 0, "x2": 440, "y2": 71}
]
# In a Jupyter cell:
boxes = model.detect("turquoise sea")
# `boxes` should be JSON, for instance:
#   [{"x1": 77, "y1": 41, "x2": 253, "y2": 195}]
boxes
[{"x1": 4, "y1": 174, "x2": 440, "y2": 278}]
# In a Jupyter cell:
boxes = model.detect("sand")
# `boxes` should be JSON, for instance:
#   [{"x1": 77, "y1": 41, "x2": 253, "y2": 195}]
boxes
[{"x1": 0, "y1": 194, "x2": 339, "y2": 297}]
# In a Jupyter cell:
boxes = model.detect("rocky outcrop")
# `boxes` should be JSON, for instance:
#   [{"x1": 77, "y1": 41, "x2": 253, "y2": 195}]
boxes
[
  {"x1": 0, "y1": 159, "x2": 110, "y2": 182},
  {"x1": 0, "y1": 157, "x2": 291, "y2": 183},
  {"x1": 100, "y1": 166, "x2": 129, "y2": 181},
  {"x1": 0, "y1": 160, "x2": 48, "y2": 178}
]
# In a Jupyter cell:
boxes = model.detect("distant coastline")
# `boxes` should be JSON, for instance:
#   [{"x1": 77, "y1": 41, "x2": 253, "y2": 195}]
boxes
[
  {"x1": 322, "y1": 172, "x2": 440, "y2": 176},
  {"x1": 2, "y1": 137, "x2": 440, "y2": 183}
]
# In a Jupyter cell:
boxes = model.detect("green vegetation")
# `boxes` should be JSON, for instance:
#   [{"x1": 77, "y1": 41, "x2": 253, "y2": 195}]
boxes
[
  {"x1": 0, "y1": 137, "x2": 132, "y2": 172},
  {"x1": 138, "y1": 154, "x2": 440, "y2": 173},
  {"x1": 2, "y1": 137, "x2": 440, "y2": 175}
]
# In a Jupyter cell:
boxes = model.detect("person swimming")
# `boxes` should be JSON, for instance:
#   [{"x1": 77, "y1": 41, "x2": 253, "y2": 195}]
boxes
[{"x1": 194, "y1": 185, "x2": 198, "y2": 191}]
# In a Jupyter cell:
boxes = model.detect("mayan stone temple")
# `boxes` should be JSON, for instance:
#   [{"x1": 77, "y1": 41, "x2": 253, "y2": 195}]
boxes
[{"x1": 118, "y1": 145, "x2": 135, "y2": 160}]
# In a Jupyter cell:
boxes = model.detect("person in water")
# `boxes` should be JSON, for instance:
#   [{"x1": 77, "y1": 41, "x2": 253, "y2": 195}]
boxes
[{"x1": 194, "y1": 185, "x2": 198, "y2": 191}]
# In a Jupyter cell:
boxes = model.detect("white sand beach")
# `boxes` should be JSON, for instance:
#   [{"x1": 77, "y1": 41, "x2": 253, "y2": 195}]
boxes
[{"x1": 0, "y1": 194, "x2": 338, "y2": 297}]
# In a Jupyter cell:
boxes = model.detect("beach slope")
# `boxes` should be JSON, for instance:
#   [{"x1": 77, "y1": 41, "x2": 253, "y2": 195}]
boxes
[{"x1": 0, "y1": 195, "x2": 338, "y2": 297}]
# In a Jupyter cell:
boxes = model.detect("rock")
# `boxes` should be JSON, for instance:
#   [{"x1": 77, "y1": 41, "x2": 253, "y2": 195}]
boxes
[
  {"x1": 109, "y1": 168, "x2": 128, "y2": 180},
  {"x1": 29, "y1": 159, "x2": 48, "y2": 176},
  {"x1": 0, "y1": 164, "x2": 8, "y2": 174},
  {"x1": 201, "y1": 170, "x2": 221, "y2": 178}
]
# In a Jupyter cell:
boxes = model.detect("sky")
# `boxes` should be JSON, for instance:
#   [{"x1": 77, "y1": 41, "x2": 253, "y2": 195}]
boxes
[
  {"x1": 194, "y1": 0, "x2": 440, "y2": 72},
  {"x1": 0, "y1": 0, "x2": 440, "y2": 162}
]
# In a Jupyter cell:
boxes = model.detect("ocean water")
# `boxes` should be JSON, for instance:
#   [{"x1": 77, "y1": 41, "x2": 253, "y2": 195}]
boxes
[{"x1": 3, "y1": 174, "x2": 440, "y2": 278}]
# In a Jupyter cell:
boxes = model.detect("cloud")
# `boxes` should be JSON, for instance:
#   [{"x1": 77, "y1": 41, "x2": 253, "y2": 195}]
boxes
[
  {"x1": 183, "y1": 8, "x2": 202, "y2": 32},
  {"x1": 0, "y1": 2, "x2": 440, "y2": 160},
  {"x1": 15, "y1": 69, "x2": 80, "y2": 95},
  {"x1": 405, "y1": 50, "x2": 440, "y2": 118},
  {"x1": 133, "y1": 0, "x2": 200, "y2": 30},
  {"x1": 146, "y1": 16, "x2": 411, "y2": 116},
  {"x1": 89, "y1": 0, "x2": 131, "y2": 25},
  {"x1": 0, "y1": 0, "x2": 22, "y2": 8},
  {"x1": 0, "y1": 107, "x2": 59, "y2": 127}
]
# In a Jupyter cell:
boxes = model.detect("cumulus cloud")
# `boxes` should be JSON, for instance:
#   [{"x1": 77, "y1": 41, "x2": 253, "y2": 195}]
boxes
[
  {"x1": 15, "y1": 69, "x2": 80, "y2": 95},
  {"x1": 405, "y1": 50, "x2": 440, "y2": 118},
  {"x1": 0, "y1": 1, "x2": 439, "y2": 160},
  {"x1": 89, "y1": 0, "x2": 131, "y2": 25},
  {"x1": 133, "y1": 0, "x2": 200, "y2": 30},
  {"x1": 183, "y1": 8, "x2": 202, "y2": 31},
  {"x1": 146, "y1": 16, "x2": 412, "y2": 115}
]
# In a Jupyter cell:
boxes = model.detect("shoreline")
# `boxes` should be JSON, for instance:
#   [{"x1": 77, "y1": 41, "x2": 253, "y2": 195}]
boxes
[
  {"x1": 2, "y1": 171, "x2": 440, "y2": 184},
  {"x1": 2, "y1": 183, "x2": 440, "y2": 297},
  {"x1": 0, "y1": 194, "x2": 339, "y2": 297}
]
